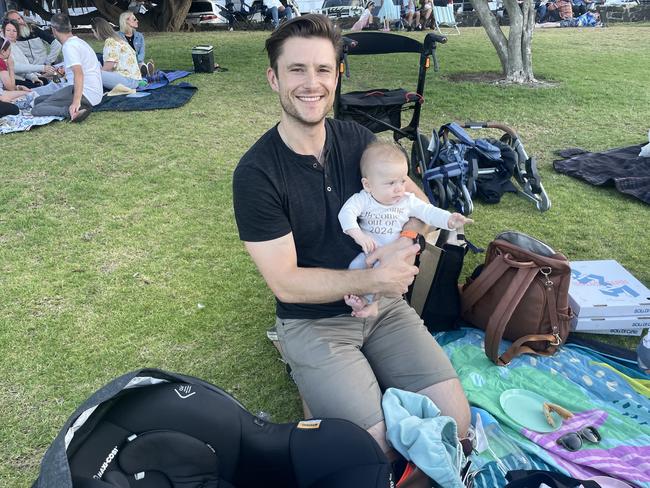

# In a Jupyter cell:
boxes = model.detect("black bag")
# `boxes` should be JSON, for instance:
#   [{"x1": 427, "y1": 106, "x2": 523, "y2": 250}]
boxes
[
  {"x1": 33, "y1": 369, "x2": 392, "y2": 488},
  {"x1": 408, "y1": 230, "x2": 468, "y2": 332}
]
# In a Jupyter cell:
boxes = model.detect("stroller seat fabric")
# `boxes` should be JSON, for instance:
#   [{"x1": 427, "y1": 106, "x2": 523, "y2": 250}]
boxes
[
  {"x1": 33, "y1": 369, "x2": 393, "y2": 488},
  {"x1": 338, "y1": 89, "x2": 422, "y2": 134}
]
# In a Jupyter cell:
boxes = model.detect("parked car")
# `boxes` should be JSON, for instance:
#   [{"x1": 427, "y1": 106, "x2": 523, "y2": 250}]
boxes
[
  {"x1": 186, "y1": 0, "x2": 230, "y2": 26},
  {"x1": 318, "y1": 0, "x2": 365, "y2": 19}
]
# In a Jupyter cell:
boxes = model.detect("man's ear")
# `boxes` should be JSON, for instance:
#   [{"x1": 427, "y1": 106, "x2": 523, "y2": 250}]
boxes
[{"x1": 267, "y1": 67, "x2": 279, "y2": 93}]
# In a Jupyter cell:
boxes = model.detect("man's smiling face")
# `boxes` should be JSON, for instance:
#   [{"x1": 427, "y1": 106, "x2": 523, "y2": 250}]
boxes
[{"x1": 267, "y1": 36, "x2": 339, "y2": 128}]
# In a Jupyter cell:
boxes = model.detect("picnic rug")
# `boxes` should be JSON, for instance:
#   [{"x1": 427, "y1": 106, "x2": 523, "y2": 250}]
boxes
[
  {"x1": 0, "y1": 114, "x2": 63, "y2": 135},
  {"x1": 436, "y1": 328, "x2": 650, "y2": 488},
  {"x1": 94, "y1": 82, "x2": 197, "y2": 112}
]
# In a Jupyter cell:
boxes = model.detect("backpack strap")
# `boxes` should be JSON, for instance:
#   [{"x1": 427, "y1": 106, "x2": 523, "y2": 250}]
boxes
[
  {"x1": 484, "y1": 264, "x2": 539, "y2": 365},
  {"x1": 460, "y1": 251, "x2": 511, "y2": 315},
  {"x1": 491, "y1": 270, "x2": 563, "y2": 366}
]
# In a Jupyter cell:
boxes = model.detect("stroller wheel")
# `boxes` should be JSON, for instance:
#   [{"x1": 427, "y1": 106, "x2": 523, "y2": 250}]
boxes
[
  {"x1": 410, "y1": 133, "x2": 433, "y2": 180},
  {"x1": 499, "y1": 132, "x2": 514, "y2": 147},
  {"x1": 425, "y1": 178, "x2": 448, "y2": 209}
]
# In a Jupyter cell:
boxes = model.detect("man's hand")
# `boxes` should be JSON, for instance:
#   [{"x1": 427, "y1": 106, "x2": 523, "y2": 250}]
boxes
[
  {"x1": 447, "y1": 213, "x2": 474, "y2": 230},
  {"x1": 16, "y1": 85, "x2": 31, "y2": 92},
  {"x1": 69, "y1": 101, "x2": 81, "y2": 120},
  {"x1": 42, "y1": 64, "x2": 57, "y2": 76},
  {"x1": 371, "y1": 243, "x2": 421, "y2": 297},
  {"x1": 346, "y1": 228, "x2": 377, "y2": 254},
  {"x1": 365, "y1": 236, "x2": 414, "y2": 268}
]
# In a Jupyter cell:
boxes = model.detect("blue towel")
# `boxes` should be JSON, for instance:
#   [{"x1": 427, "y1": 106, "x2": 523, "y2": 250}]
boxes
[{"x1": 382, "y1": 388, "x2": 464, "y2": 488}]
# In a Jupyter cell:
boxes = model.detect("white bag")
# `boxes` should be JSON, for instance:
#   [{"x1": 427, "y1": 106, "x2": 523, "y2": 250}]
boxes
[{"x1": 640, "y1": 130, "x2": 650, "y2": 157}]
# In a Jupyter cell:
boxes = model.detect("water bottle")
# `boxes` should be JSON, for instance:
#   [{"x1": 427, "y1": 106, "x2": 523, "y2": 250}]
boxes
[{"x1": 470, "y1": 407, "x2": 531, "y2": 474}]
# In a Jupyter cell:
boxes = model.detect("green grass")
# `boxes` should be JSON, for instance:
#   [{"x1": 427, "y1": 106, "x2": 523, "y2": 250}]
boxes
[{"x1": 1, "y1": 25, "x2": 649, "y2": 485}]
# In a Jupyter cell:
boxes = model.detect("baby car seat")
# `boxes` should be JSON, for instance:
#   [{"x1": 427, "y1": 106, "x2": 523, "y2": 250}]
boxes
[{"x1": 33, "y1": 369, "x2": 393, "y2": 488}]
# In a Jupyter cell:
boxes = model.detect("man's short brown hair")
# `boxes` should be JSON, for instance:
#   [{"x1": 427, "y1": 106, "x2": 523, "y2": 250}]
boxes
[{"x1": 264, "y1": 14, "x2": 342, "y2": 73}]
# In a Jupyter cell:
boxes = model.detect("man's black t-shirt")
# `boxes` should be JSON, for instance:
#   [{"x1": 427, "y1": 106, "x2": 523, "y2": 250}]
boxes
[{"x1": 233, "y1": 118, "x2": 375, "y2": 319}]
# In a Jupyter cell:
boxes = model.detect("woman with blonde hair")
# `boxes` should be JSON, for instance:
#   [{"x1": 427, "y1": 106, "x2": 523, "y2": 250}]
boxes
[
  {"x1": 91, "y1": 17, "x2": 143, "y2": 89},
  {"x1": 118, "y1": 11, "x2": 149, "y2": 75}
]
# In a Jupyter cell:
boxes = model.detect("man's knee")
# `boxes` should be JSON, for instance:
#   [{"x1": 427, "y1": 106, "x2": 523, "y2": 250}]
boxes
[
  {"x1": 367, "y1": 420, "x2": 396, "y2": 457},
  {"x1": 417, "y1": 378, "x2": 470, "y2": 437}
]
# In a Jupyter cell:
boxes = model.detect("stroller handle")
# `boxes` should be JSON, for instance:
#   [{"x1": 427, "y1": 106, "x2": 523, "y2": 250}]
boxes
[{"x1": 426, "y1": 33, "x2": 448, "y2": 45}]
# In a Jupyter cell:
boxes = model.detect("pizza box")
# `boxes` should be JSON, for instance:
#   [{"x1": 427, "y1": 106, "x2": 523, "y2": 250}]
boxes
[
  {"x1": 569, "y1": 260, "x2": 650, "y2": 318},
  {"x1": 571, "y1": 312, "x2": 649, "y2": 334},
  {"x1": 573, "y1": 328, "x2": 643, "y2": 337}
]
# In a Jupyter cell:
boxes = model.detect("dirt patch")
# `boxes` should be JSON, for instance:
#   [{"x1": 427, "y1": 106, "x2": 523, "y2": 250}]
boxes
[{"x1": 445, "y1": 72, "x2": 558, "y2": 87}]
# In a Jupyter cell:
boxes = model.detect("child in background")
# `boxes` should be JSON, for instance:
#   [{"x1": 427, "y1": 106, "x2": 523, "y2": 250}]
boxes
[{"x1": 338, "y1": 140, "x2": 473, "y2": 317}]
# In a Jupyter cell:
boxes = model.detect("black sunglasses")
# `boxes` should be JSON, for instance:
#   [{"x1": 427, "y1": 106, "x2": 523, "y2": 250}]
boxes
[
  {"x1": 556, "y1": 426, "x2": 601, "y2": 452},
  {"x1": 1, "y1": 38, "x2": 10, "y2": 52}
]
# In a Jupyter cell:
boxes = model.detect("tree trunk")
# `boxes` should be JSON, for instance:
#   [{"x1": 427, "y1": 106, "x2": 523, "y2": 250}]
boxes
[
  {"x1": 160, "y1": 0, "x2": 192, "y2": 31},
  {"x1": 469, "y1": 0, "x2": 537, "y2": 83},
  {"x1": 92, "y1": 0, "x2": 124, "y2": 24}
]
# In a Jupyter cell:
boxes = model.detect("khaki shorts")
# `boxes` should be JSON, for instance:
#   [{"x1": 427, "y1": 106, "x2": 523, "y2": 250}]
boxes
[{"x1": 275, "y1": 297, "x2": 457, "y2": 430}]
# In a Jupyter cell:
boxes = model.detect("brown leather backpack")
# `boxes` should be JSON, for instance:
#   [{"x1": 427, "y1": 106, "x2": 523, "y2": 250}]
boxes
[{"x1": 461, "y1": 231, "x2": 573, "y2": 365}]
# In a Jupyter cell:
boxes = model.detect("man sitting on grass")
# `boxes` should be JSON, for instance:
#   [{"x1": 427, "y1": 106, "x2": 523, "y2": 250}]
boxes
[
  {"x1": 31, "y1": 13, "x2": 102, "y2": 122},
  {"x1": 232, "y1": 14, "x2": 470, "y2": 477}
]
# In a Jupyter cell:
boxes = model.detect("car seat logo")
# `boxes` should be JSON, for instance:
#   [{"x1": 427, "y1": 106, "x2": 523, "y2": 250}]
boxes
[
  {"x1": 174, "y1": 384, "x2": 196, "y2": 399},
  {"x1": 93, "y1": 446, "x2": 118, "y2": 479}
]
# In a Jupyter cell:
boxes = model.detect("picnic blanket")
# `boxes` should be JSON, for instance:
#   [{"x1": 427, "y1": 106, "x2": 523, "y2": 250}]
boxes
[
  {"x1": 553, "y1": 145, "x2": 650, "y2": 205},
  {"x1": 137, "y1": 70, "x2": 192, "y2": 91},
  {"x1": 437, "y1": 328, "x2": 650, "y2": 488},
  {"x1": 94, "y1": 82, "x2": 197, "y2": 112},
  {"x1": 0, "y1": 114, "x2": 64, "y2": 135}
]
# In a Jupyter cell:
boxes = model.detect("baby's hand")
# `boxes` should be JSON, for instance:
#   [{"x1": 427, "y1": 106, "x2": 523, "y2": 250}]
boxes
[
  {"x1": 448, "y1": 213, "x2": 474, "y2": 230},
  {"x1": 355, "y1": 234, "x2": 377, "y2": 254},
  {"x1": 346, "y1": 228, "x2": 377, "y2": 254}
]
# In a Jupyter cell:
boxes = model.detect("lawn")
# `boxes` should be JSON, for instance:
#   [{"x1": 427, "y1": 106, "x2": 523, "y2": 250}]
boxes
[{"x1": 1, "y1": 24, "x2": 649, "y2": 486}]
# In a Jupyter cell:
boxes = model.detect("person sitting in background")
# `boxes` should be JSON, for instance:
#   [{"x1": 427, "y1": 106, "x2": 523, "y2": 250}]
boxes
[
  {"x1": 263, "y1": 0, "x2": 293, "y2": 29},
  {"x1": 2, "y1": 19, "x2": 53, "y2": 87},
  {"x1": 351, "y1": 1, "x2": 375, "y2": 31},
  {"x1": 416, "y1": 0, "x2": 433, "y2": 30},
  {"x1": 4, "y1": 10, "x2": 62, "y2": 66},
  {"x1": 31, "y1": 13, "x2": 102, "y2": 122},
  {"x1": 537, "y1": 0, "x2": 573, "y2": 22},
  {"x1": 91, "y1": 17, "x2": 143, "y2": 90},
  {"x1": 401, "y1": 0, "x2": 418, "y2": 30},
  {"x1": 118, "y1": 11, "x2": 149, "y2": 76},
  {"x1": 1, "y1": 37, "x2": 31, "y2": 116},
  {"x1": 536, "y1": 9, "x2": 601, "y2": 26}
]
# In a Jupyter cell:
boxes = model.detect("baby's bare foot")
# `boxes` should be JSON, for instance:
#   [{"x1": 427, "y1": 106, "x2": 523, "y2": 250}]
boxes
[
  {"x1": 344, "y1": 294, "x2": 368, "y2": 313},
  {"x1": 351, "y1": 301, "x2": 379, "y2": 318}
]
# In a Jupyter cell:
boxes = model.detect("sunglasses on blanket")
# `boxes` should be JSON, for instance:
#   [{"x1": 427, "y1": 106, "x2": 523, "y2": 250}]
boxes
[{"x1": 556, "y1": 426, "x2": 601, "y2": 452}]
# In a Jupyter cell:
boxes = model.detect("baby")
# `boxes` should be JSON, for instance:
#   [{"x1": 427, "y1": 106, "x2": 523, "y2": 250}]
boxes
[{"x1": 338, "y1": 140, "x2": 473, "y2": 317}]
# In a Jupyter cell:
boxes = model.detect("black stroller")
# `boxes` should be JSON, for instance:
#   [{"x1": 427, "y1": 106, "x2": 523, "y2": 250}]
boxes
[{"x1": 334, "y1": 32, "x2": 447, "y2": 179}]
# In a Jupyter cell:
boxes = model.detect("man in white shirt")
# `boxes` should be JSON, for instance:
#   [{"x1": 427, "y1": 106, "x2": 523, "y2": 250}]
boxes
[{"x1": 31, "y1": 13, "x2": 102, "y2": 122}]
